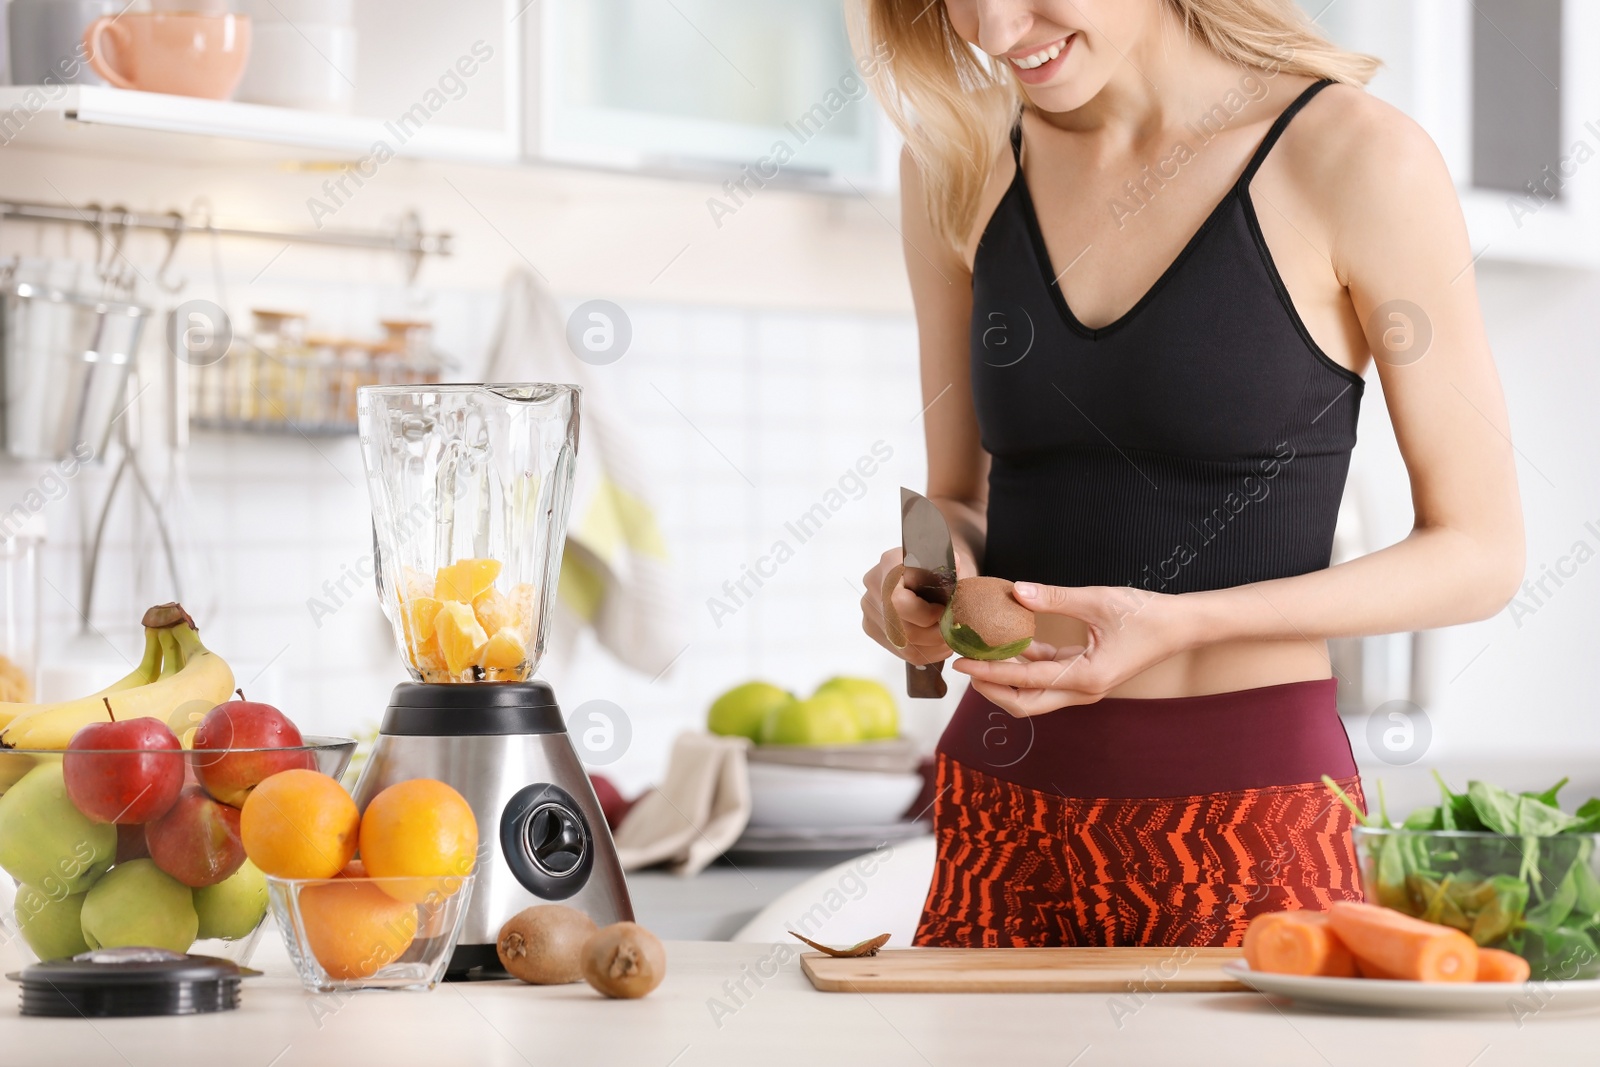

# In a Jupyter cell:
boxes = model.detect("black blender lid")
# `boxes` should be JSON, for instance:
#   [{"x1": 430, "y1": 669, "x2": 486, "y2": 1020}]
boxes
[
  {"x1": 382, "y1": 681, "x2": 565, "y2": 736},
  {"x1": 7, "y1": 948, "x2": 257, "y2": 1018}
]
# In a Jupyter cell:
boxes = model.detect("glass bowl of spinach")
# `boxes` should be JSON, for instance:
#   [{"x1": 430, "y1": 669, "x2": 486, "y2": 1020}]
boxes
[{"x1": 1326, "y1": 774, "x2": 1600, "y2": 982}]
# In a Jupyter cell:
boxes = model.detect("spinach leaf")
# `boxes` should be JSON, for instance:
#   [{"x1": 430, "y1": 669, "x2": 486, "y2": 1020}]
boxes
[
  {"x1": 1571, "y1": 858, "x2": 1600, "y2": 918},
  {"x1": 1523, "y1": 777, "x2": 1571, "y2": 808},
  {"x1": 1468, "y1": 780, "x2": 1521, "y2": 835},
  {"x1": 1516, "y1": 795, "x2": 1584, "y2": 836},
  {"x1": 1468, "y1": 875, "x2": 1528, "y2": 945},
  {"x1": 1526, "y1": 859, "x2": 1581, "y2": 930},
  {"x1": 1572, "y1": 798, "x2": 1600, "y2": 834},
  {"x1": 1432, "y1": 771, "x2": 1485, "y2": 831},
  {"x1": 1404, "y1": 806, "x2": 1443, "y2": 831}
]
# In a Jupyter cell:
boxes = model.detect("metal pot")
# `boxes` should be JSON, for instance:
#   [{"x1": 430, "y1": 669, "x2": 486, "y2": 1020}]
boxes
[{"x1": 0, "y1": 281, "x2": 148, "y2": 461}]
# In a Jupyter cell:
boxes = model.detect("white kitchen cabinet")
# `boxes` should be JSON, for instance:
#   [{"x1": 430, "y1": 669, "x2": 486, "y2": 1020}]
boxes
[
  {"x1": 523, "y1": 0, "x2": 893, "y2": 188},
  {"x1": 1316, "y1": 0, "x2": 1600, "y2": 267}
]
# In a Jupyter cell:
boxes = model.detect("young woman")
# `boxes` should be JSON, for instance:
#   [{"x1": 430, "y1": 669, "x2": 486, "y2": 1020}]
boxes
[{"x1": 854, "y1": 0, "x2": 1524, "y2": 947}]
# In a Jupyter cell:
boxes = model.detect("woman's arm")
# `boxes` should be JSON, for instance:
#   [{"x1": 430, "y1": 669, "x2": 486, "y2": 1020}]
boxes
[
  {"x1": 859, "y1": 147, "x2": 990, "y2": 663},
  {"x1": 959, "y1": 95, "x2": 1524, "y2": 713}
]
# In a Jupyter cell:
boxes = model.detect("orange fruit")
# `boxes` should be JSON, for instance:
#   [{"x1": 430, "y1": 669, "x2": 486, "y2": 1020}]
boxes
[
  {"x1": 401, "y1": 566, "x2": 434, "y2": 600},
  {"x1": 479, "y1": 627, "x2": 526, "y2": 672},
  {"x1": 404, "y1": 596, "x2": 442, "y2": 644},
  {"x1": 298, "y1": 879, "x2": 418, "y2": 980},
  {"x1": 435, "y1": 558, "x2": 501, "y2": 603},
  {"x1": 240, "y1": 770, "x2": 360, "y2": 880},
  {"x1": 471, "y1": 587, "x2": 517, "y2": 636},
  {"x1": 359, "y1": 779, "x2": 478, "y2": 904},
  {"x1": 435, "y1": 601, "x2": 488, "y2": 676}
]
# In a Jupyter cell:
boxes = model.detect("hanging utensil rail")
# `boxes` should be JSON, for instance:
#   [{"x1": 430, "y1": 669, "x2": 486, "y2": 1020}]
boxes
[{"x1": 0, "y1": 199, "x2": 451, "y2": 281}]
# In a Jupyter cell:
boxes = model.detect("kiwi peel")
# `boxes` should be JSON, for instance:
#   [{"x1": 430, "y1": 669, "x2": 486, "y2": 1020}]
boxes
[{"x1": 940, "y1": 576, "x2": 1035, "y2": 660}]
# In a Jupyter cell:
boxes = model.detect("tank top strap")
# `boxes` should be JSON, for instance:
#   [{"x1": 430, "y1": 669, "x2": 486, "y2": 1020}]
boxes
[
  {"x1": 1239, "y1": 78, "x2": 1334, "y2": 185},
  {"x1": 1009, "y1": 116, "x2": 1024, "y2": 164}
]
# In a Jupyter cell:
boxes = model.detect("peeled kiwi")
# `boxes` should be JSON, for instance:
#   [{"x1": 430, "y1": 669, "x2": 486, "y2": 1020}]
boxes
[
  {"x1": 581, "y1": 921, "x2": 666, "y2": 999},
  {"x1": 496, "y1": 904, "x2": 599, "y2": 984},
  {"x1": 939, "y1": 576, "x2": 1035, "y2": 660}
]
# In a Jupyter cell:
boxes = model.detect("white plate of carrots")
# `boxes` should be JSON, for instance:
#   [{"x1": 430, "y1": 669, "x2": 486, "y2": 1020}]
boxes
[{"x1": 1226, "y1": 901, "x2": 1600, "y2": 1013}]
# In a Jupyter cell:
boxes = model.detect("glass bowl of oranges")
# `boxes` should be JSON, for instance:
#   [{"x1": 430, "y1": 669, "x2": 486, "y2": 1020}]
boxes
[{"x1": 243, "y1": 771, "x2": 479, "y2": 992}]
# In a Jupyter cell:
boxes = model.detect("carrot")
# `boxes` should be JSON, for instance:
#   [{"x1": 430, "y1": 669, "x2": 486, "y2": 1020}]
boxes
[
  {"x1": 1328, "y1": 901, "x2": 1479, "y2": 983},
  {"x1": 1354, "y1": 955, "x2": 1403, "y2": 980},
  {"x1": 1243, "y1": 911, "x2": 1357, "y2": 977},
  {"x1": 1474, "y1": 947, "x2": 1531, "y2": 984}
]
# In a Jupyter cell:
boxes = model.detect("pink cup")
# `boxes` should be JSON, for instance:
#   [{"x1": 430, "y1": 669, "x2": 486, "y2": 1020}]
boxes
[{"x1": 84, "y1": 12, "x2": 251, "y2": 99}]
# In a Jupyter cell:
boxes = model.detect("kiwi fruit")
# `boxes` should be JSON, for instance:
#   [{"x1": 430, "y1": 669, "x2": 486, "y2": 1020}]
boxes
[
  {"x1": 496, "y1": 904, "x2": 598, "y2": 984},
  {"x1": 939, "y1": 576, "x2": 1035, "y2": 660},
  {"x1": 581, "y1": 921, "x2": 667, "y2": 999}
]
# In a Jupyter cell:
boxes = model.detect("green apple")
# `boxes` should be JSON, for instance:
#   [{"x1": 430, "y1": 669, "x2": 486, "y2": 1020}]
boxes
[
  {"x1": 194, "y1": 859, "x2": 268, "y2": 940},
  {"x1": 14, "y1": 884, "x2": 90, "y2": 960},
  {"x1": 80, "y1": 859, "x2": 198, "y2": 954},
  {"x1": 760, "y1": 690, "x2": 864, "y2": 746},
  {"x1": 708, "y1": 681, "x2": 796, "y2": 741},
  {"x1": 814, "y1": 677, "x2": 899, "y2": 741},
  {"x1": 0, "y1": 763, "x2": 116, "y2": 894}
]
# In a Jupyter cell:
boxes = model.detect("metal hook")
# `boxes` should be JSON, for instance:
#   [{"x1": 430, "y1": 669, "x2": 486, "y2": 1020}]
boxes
[{"x1": 156, "y1": 210, "x2": 187, "y2": 293}]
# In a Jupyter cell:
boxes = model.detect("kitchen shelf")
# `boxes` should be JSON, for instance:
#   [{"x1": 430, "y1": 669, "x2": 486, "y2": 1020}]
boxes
[{"x1": 0, "y1": 85, "x2": 519, "y2": 165}]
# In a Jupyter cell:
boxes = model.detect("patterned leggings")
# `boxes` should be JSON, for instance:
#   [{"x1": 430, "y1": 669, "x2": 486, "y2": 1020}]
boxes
[{"x1": 914, "y1": 754, "x2": 1366, "y2": 948}]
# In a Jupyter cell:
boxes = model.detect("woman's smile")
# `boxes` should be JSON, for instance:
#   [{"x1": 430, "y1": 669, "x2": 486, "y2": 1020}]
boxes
[{"x1": 1005, "y1": 33, "x2": 1075, "y2": 84}]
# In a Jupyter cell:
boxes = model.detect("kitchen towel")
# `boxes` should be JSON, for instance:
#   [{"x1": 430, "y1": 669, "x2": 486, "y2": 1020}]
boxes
[
  {"x1": 613, "y1": 732, "x2": 753, "y2": 876},
  {"x1": 481, "y1": 268, "x2": 681, "y2": 679}
]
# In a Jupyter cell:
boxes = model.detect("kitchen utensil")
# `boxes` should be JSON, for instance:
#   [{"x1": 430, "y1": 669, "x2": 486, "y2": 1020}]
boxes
[
  {"x1": 7, "y1": 0, "x2": 119, "y2": 87},
  {"x1": 1222, "y1": 961, "x2": 1600, "y2": 1013},
  {"x1": 83, "y1": 13, "x2": 251, "y2": 99},
  {"x1": 801, "y1": 946, "x2": 1247, "y2": 993},
  {"x1": 267, "y1": 873, "x2": 476, "y2": 992},
  {"x1": 353, "y1": 383, "x2": 632, "y2": 978},
  {"x1": 234, "y1": 20, "x2": 356, "y2": 112},
  {"x1": 0, "y1": 279, "x2": 147, "y2": 461},
  {"x1": 0, "y1": 514, "x2": 43, "y2": 702},
  {"x1": 900, "y1": 486, "x2": 956, "y2": 698},
  {"x1": 747, "y1": 763, "x2": 922, "y2": 829},
  {"x1": 8, "y1": 948, "x2": 257, "y2": 1017}
]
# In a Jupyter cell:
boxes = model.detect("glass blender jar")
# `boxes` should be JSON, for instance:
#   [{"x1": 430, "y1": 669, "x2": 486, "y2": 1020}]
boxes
[{"x1": 353, "y1": 384, "x2": 632, "y2": 978}]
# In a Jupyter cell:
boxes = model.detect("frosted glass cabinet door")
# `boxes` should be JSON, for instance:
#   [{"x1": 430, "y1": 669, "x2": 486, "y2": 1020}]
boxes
[{"x1": 529, "y1": 0, "x2": 886, "y2": 183}]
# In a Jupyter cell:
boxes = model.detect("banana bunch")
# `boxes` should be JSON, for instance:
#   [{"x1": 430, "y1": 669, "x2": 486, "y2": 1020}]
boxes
[{"x1": 0, "y1": 604, "x2": 235, "y2": 750}]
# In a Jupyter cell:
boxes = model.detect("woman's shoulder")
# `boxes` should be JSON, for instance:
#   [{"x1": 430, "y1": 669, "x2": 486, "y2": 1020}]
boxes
[{"x1": 1272, "y1": 80, "x2": 1451, "y2": 199}]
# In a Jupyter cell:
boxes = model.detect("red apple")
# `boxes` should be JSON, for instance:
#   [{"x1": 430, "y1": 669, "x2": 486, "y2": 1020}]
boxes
[
  {"x1": 144, "y1": 786, "x2": 246, "y2": 887},
  {"x1": 63, "y1": 716, "x2": 185, "y2": 824},
  {"x1": 191, "y1": 695, "x2": 314, "y2": 806}
]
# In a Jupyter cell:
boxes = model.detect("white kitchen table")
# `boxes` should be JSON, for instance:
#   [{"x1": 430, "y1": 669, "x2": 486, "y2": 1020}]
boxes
[{"x1": 4, "y1": 932, "x2": 1597, "y2": 1066}]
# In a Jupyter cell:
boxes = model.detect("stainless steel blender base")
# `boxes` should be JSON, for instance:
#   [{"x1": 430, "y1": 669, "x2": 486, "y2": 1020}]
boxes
[{"x1": 351, "y1": 683, "x2": 633, "y2": 977}]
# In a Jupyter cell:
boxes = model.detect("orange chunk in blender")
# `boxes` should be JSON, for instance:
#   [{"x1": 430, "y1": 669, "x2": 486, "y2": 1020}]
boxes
[
  {"x1": 480, "y1": 627, "x2": 527, "y2": 671},
  {"x1": 435, "y1": 601, "x2": 489, "y2": 675},
  {"x1": 436, "y1": 558, "x2": 502, "y2": 603},
  {"x1": 401, "y1": 566, "x2": 435, "y2": 600},
  {"x1": 472, "y1": 587, "x2": 516, "y2": 636},
  {"x1": 404, "y1": 596, "x2": 443, "y2": 644}
]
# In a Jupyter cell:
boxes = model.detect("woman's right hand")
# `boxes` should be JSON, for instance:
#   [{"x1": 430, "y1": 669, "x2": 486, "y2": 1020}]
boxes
[{"x1": 860, "y1": 546, "x2": 975, "y2": 664}]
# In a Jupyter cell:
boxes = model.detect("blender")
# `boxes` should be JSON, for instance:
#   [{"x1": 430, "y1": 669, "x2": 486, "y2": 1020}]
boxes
[{"x1": 352, "y1": 383, "x2": 632, "y2": 978}]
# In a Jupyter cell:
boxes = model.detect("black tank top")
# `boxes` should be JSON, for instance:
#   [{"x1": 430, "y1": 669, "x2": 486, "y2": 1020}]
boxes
[{"x1": 970, "y1": 79, "x2": 1362, "y2": 595}]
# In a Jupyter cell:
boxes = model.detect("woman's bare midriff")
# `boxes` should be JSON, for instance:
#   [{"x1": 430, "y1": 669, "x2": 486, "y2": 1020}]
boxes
[{"x1": 1033, "y1": 613, "x2": 1331, "y2": 699}]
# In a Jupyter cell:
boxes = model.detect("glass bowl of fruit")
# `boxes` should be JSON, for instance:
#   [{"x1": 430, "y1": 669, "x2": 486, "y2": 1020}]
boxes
[
  {"x1": 0, "y1": 697, "x2": 355, "y2": 968},
  {"x1": 249, "y1": 773, "x2": 481, "y2": 992},
  {"x1": 267, "y1": 871, "x2": 477, "y2": 992}
]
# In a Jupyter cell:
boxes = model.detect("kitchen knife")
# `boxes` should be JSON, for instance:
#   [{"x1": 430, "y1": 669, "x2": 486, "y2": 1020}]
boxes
[{"x1": 899, "y1": 486, "x2": 957, "y2": 698}]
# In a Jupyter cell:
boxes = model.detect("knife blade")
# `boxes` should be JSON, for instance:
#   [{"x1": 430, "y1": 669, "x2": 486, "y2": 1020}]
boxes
[{"x1": 900, "y1": 486, "x2": 957, "y2": 698}]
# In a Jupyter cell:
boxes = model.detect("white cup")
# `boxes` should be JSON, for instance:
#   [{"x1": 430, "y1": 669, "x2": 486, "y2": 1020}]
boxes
[
  {"x1": 234, "y1": 21, "x2": 356, "y2": 111},
  {"x1": 148, "y1": 0, "x2": 231, "y2": 13}
]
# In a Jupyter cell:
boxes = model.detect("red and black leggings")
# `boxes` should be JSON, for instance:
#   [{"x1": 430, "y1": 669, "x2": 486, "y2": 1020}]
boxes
[{"x1": 915, "y1": 679, "x2": 1366, "y2": 948}]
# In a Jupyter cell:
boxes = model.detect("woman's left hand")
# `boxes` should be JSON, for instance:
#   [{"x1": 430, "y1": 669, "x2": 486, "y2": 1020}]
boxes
[{"x1": 952, "y1": 582, "x2": 1194, "y2": 716}]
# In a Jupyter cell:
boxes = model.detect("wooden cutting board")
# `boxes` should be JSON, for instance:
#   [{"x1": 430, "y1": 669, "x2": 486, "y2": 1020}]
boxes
[{"x1": 801, "y1": 947, "x2": 1246, "y2": 994}]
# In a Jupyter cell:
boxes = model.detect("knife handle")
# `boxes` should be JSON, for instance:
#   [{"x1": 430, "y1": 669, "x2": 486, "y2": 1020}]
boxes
[{"x1": 906, "y1": 660, "x2": 947, "y2": 699}]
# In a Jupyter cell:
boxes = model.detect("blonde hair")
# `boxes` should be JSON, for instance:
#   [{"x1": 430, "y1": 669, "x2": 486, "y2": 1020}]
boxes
[{"x1": 851, "y1": 0, "x2": 1379, "y2": 250}]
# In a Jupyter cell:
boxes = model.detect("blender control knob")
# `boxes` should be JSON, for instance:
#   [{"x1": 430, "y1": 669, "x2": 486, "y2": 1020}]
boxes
[{"x1": 499, "y1": 783, "x2": 594, "y2": 900}]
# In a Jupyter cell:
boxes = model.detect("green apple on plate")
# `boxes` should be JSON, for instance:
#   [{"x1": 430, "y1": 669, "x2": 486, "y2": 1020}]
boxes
[{"x1": 813, "y1": 677, "x2": 898, "y2": 741}]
